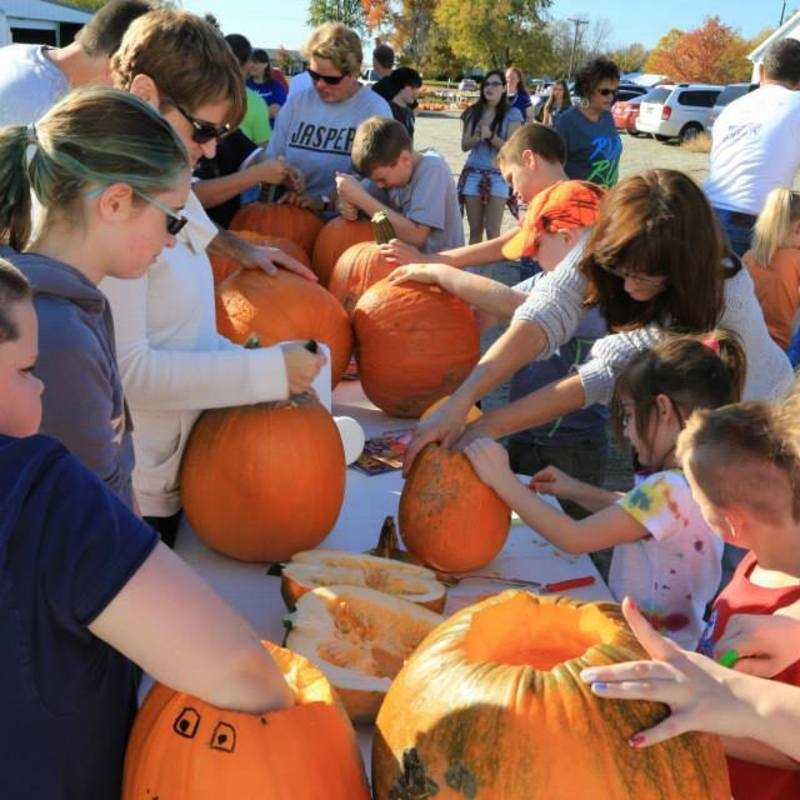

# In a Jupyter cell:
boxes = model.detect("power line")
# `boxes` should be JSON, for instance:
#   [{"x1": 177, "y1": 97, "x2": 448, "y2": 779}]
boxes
[{"x1": 567, "y1": 17, "x2": 589, "y2": 82}]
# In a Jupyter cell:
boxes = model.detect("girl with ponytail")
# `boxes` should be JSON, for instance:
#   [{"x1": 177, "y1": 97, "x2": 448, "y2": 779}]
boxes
[
  {"x1": 743, "y1": 186, "x2": 800, "y2": 354},
  {"x1": 464, "y1": 330, "x2": 745, "y2": 650},
  {"x1": 0, "y1": 86, "x2": 190, "y2": 508}
]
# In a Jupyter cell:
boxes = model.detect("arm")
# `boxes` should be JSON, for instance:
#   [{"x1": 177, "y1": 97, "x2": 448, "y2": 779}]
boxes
[
  {"x1": 209, "y1": 227, "x2": 316, "y2": 281},
  {"x1": 194, "y1": 159, "x2": 292, "y2": 210},
  {"x1": 722, "y1": 736, "x2": 800, "y2": 770},
  {"x1": 530, "y1": 465, "x2": 623, "y2": 513},
  {"x1": 379, "y1": 227, "x2": 518, "y2": 269},
  {"x1": 264, "y1": 91, "x2": 293, "y2": 160},
  {"x1": 463, "y1": 439, "x2": 645, "y2": 555},
  {"x1": 461, "y1": 117, "x2": 483, "y2": 152}
]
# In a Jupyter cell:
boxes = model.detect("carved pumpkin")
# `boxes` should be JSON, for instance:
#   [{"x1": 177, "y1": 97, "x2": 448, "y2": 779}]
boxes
[
  {"x1": 215, "y1": 267, "x2": 353, "y2": 387},
  {"x1": 328, "y1": 212, "x2": 398, "y2": 315},
  {"x1": 285, "y1": 585, "x2": 444, "y2": 723},
  {"x1": 209, "y1": 230, "x2": 311, "y2": 286},
  {"x1": 399, "y1": 443, "x2": 510, "y2": 572},
  {"x1": 311, "y1": 217, "x2": 374, "y2": 286},
  {"x1": 123, "y1": 642, "x2": 370, "y2": 799},
  {"x1": 281, "y1": 549, "x2": 447, "y2": 612},
  {"x1": 353, "y1": 280, "x2": 480, "y2": 418},
  {"x1": 230, "y1": 202, "x2": 324, "y2": 254},
  {"x1": 181, "y1": 397, "x2": 345, "y2": 562},
  {"x1": 373, "y1": 592, "x2": 731, "y2": 800}
]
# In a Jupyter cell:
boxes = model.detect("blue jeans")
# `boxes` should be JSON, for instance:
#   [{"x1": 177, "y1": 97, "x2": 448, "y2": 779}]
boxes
[{"x1": 713, "y1": 207, "x2": 755, "y2": 258}]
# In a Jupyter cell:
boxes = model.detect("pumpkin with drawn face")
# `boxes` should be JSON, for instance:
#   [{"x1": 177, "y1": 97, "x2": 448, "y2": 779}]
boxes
[{"x1": 122, "y1": 643, "x2": 370, "y2": 799}]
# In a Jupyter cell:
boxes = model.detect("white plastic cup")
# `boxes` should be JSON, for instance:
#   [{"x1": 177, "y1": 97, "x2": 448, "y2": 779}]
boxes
[{"x1": 333, "y1": 415, "x2": 365, "y2": 465}]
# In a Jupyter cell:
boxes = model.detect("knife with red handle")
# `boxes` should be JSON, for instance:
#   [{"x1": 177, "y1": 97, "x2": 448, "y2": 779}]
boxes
[{"x1": 538, "y1": 575, "x2": 596, "y2": 594}]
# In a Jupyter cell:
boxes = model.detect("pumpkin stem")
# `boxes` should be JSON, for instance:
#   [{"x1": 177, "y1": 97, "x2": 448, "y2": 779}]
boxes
[
  {"x1": 244, "y1": 333, "x2": 261, "y2": 349},
  {"x1": 371, "y1": 211, "x2": 396, "y2": 246}
]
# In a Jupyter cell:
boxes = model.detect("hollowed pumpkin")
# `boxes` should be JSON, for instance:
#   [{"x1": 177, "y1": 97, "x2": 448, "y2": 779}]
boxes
[
  {"x1": 353, "y1": 280, "x2": 480, "y2": 418},
  {"x1": 215, "y1": 267, "x2": 353, "y2": 387},
  {"x1": 281, "y1": 549, "x2": 447, "y2": 612},
  {"x1": 123, "y1": 642, "x2": 370, "y2": 799},
  {"x1": 230, "y1": 202, "x2": 324, "y2": 254},
  {"x1": 209, "y1": 230, "x2": 311, "y2": 286},
  {"x1": 372, "y1": 591, "x2": 731, "y2": 800},
  {"x1": 311, "y1": 217, "x2": 374, "y2": 286},
  {"x1": 285, "y1": 585, "x2": 444, "y2": 723},
  {"x1": 400, "y1": 443, "x2": 510, "y2": 572},
  {"x1": 181, "y1": 397, "x2": 345, "y2": 562}
]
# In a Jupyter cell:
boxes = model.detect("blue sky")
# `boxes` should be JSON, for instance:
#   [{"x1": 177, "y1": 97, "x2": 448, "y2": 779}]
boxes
[{"x1": 181, "y1": 0, "x2": 791, "y2": 52}]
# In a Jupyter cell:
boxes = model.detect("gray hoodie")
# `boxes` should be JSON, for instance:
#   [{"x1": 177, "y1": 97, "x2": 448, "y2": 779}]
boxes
[{"x1": 1, "y1": 247, "x2": 135, "y2": 509}]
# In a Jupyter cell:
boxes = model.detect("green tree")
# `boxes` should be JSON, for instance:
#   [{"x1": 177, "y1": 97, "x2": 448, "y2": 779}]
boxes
[
  {"x1": 610, "y1": 42, "x2": 648, "y2": 74},
  {"x1": 307, "y1": 0, "x2": 368, "y2": 33},
  {"x1": 62, "y1": 0, "x2": 108, "y2": 9}
]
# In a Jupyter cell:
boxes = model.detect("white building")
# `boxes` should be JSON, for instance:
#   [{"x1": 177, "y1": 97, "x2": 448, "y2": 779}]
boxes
[
  {"x1": 748, "y1": 10, "x2": 800, "y2": 84},
  {"x1": 0, "y1": 0, "x2": 91, "y2": 47}
]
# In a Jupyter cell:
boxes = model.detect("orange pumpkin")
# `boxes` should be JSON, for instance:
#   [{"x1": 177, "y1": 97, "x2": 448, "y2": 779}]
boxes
[
  {"x1": 399, "y1": 443, "x2": 510, "y2": 572},
  {"x1": 215, "y1": 267, "x2": 353, "y2": 387},
  {"x1": 311, "y1": 217, "x2": 374, "y2": 286},
  {"x1": 123, "y1": 642, "x2": 370, "y2": 799},
  {"x1": 353, "y1": 280, "x2": 480, "y2": 418},
  {"x1": 373, "y1": 592, "x2": 731, "y2": 800},
  {"x1": 181, "y1": 397, "x2": 345, "y2": 562},
  {"x1": 209, "y1": 230, "x2": 311, "y2": 286},
  {"x1": 230, "y1": 202, "x2": 324, "y2": 254}
]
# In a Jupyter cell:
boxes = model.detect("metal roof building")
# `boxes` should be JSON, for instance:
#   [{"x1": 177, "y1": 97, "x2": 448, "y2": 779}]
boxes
[{"x1": 0, "y1": 0, "x2": 91, "y2": 47}]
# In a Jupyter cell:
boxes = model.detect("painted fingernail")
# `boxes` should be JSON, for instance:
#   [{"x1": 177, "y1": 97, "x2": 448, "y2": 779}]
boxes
[
  {"x1": 592, "y1": 682, "x2": 608, "y2": 691},
  {"x1": 629, "y1": 734, "x2": 646, "y2": 748}
]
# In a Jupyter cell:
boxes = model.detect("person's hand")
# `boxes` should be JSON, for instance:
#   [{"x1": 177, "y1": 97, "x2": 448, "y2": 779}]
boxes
[
  {"x1": 530, "y1": 465, "x2": 583, "y2": 501},
  {"x1": 284, "y1": 163, "x2": 305, "y2": 193},
  {"x1": 335, "y1": 172, "x2": 367, "y2": 206},
  {"x1": 378, "y1": 238, "x2": 427, "y2": 266},
  {"x1": 281, "y1": 343, "x2": 326, "y2": 395},
  {"x1": 403, "y1": 399, "x2": 471, "y2": 476},
  {"x1": 463, "y1": 438, "x2": 511, "y2": 489},
  {"x1": 277, "y1": 192, "x2": 323, "y2": 212},
  {"x1": 479, "y1": 121, "x2": 492, "y2": 139},
  {"x1": 338, "y1": 198, "x2": 359, "y2": 221},
  {"x1": 714, "y1": 613, "x2": 800, "y2": 678},
  {"x1": 579, "y1": 597, "x2": 753, "y2": 747},
  {"x1": 388, "y1": 263, "x2": 444, "y2": 287},
  {"x1": 251, "y1": 158, "x2": 290, "y2": 186},
  {"x1": 238, "y1": 242, "x2": 318, "y2": 282}
]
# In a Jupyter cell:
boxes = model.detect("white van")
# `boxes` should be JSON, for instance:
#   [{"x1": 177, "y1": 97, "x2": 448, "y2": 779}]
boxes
[{"x1": 636, "y1": 83, "x2": 722, "y2": 143}]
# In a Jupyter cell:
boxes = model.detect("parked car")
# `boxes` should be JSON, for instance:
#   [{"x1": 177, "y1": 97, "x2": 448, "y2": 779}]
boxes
[
  {"x1": 458, "y1": 78, "x2": 478, "y2": 92},
  {"x1": 615, "y1": 82, "x2": 649, "y2": 103},
  {"x1": 635, "y1": 83, "x2": 723, "y2": 142},
  {"x1": 707, "y1": 82, "x2": 758, "y2": 130},
  {"x1": 612, "y1": 92, "x2": 652, "y2": 136}
]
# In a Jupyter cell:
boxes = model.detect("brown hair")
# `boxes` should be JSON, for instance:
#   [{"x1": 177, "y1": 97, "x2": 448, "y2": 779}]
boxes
[
  {"x1": 351, "y1": 116, "x2": 411, "y2": 175},
  {"x1": 111, "y1": 9, "x2": 246, "y2": 129},
  {"x1": 498, "y1": 122, "x2": 566, "y2": 166},
  {"x1": 0, "y1": 258, "x2": 32, "y2": 343},
  {"x1": 76, "y1": 0, "x2": 154, "y2": 58},
  {"x1": 582, "y1": 170, "x2": 737, "y2": 332},
  {"x1": 301, "y1": 22, "x2": 362, "y2": 76},
  {"x1": 676, "y1": 386, "x2": 800, "y2": 522},
  {"x1": 612, "y1": 329, "x2": 746, "y2": 456},
  {"x1": 574, "y1": 56, "x2": 620, "y2": 98}
]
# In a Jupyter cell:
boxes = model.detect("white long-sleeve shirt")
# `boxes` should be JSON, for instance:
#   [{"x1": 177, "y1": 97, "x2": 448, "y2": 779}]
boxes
[{"x1": 102, "y1": 191, "x2": 289, "y2": 517}]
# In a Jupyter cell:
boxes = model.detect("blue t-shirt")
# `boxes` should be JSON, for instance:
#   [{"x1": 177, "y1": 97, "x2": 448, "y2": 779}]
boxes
[
  {"x1": 508, "y1": 91, "x2": 532, "y2": 117},
  {"x1": 554, "y1": 107, "x2": 622, "y2": 187},
  {"x1": 0, "y1": 434, "x2": 158, "y2": 799},
  {"x1": 246, "y1": 77, "x2": 288, "y2": 109},
  {"x1": 509, "y1": 273, "x2": 609, "y2": 444},
  {"x1": 464, "y1": 106, "x2": 524, "y2": 171}
]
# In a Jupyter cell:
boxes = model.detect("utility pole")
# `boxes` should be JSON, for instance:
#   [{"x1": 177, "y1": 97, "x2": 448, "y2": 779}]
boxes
[
  {"x1": 780, "y1": 0, "x2": 788, "y2": 26},
  {"x1": 567, "y1": 17, "x2": 589, "y2": 81}
]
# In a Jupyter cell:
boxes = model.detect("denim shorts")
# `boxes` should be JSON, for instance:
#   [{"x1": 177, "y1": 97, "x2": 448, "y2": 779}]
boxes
[{"x1": 461, "y1": 170, "x2": 510, "y2": 199}]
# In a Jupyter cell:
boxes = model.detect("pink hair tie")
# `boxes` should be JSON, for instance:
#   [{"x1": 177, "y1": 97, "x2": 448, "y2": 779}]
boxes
[{"x1": 702, "y1": 334, "x2": 721, "y2": 354}]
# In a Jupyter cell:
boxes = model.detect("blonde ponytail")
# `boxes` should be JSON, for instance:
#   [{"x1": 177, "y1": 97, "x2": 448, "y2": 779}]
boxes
[{"x1": 750, "y1": 187, "x2": 800, "y2": 267}]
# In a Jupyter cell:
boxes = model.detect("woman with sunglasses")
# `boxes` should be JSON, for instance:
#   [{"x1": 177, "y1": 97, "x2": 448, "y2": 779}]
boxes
[
  {"x1": 266, "y1": 22, "x2": 391, "y2": 213},
  {"x1": 458, "y1": 69, "x2": 523, "y2": 243},
  {"x1": 0, "y1": 86, "x2": 190, "y2": 510},
  {"x1": 102, "y1": 9, "x2": 325, "y2": 546},
  {"x1": 554, "y1": 57, "x2": 622, "y2": 188}
]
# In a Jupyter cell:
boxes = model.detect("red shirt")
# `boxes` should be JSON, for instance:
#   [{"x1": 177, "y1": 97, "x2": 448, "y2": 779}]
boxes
[{"x1": 698, "y1": 551, "x2": 800, "y2": 800}]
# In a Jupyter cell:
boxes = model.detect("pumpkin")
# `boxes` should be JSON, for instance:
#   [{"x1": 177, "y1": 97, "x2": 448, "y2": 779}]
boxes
[
  {"x1": 230, "y1": 202, "x2": 325, "y2": 254},
  {"x1": 281, "y1": 549, "x2": 447, "y2": 612},
  {"x1": 372, "y1": 591, "x2": 731, "y2": 800},
  {"x1": 123, "y1": 642, "x2": 370, "y2": 799},
  {"x1": 328, "y1": 212, "x2": 398, "y2": 315},
  {"x1": 181, "y1": 396, "x2": 345, "y2": 562},
  {"x1": 209, "y1": 230, "x2": 311, "y2": 286},
  {"x1": 353, "y1": 280, "x2": 480, "y2": 418},
  {"x1": 285, "y1": 585, "x2": 444, "y2": 723},
  {"x1": 399, "y1": 443, "x2": 510, "y2": 572},
  {"x1": 215, "y1": 267, "x2": 353, "y2": 387},
  {"x1": 311, "y1": 217, "x2": 374, "y2": 286}
]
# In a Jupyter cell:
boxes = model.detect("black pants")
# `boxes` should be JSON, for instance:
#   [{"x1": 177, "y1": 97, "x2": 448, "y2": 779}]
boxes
[{"x1": 144, "y1": 512, "x2": 182, "y2": 550}]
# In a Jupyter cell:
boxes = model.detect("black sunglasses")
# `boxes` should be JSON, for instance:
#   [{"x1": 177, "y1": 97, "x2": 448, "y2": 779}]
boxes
[
  {"x1": 135, "y1": 190, "x2": 189, "y2": 236},
  {"x1": 168, "y1": 99, "x2": 230, "y2": 144},
  {"x1": 597, "y1": 88, "x2": 616, "y2": 97},
  {"x1": 307, "y1": 68, "x2": 347, "y2": 86}
]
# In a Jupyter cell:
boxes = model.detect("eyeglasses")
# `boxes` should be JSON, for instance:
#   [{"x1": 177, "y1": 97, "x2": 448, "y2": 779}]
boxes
[
  {"x1": 600, "y1": 263, "x2": 668, "y2": 286},
  {"x1": 307, "y1": 68, "x2": 347, "y2": 85},
  {"x1": 597, "y1": 88, "x2": 616, "y2": 97},
  {"x1": 167, "y1": 99, "x2": 230, "y2": 144},
  {"x1": 484, "y1": 80, "x2": 505, "y2": 88},
  {"x1": 135, "y1": 190, "x2": 188, "y2": 236}
]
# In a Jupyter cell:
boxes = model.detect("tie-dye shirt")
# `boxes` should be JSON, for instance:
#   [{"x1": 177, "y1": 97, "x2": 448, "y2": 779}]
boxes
[{"x1": 612, "y1": 470, "x2": 723, "y2": 649}]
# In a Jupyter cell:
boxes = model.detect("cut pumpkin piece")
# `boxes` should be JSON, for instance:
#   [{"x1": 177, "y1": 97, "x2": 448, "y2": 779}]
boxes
[
  {"x1": 285, "y1": 585, "x2": 444, "y2": 722},
  {"x1": 281, "y1": 549, "x2": 447, "y2": 613}
]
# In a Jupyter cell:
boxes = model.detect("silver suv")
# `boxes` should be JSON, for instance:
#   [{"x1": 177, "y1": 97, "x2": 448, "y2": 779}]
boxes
[{"x1": 636, "y1": 83, "x2": 723, "y2": 143}]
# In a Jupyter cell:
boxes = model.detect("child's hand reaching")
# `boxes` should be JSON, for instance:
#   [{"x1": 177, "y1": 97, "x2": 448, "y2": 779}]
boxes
[
  {"x1": 378, "y1": 239, "x2": 427, "y2": 266},
  {"x1": 388, "y1": 263, "x2": 444, "y2": 286},
  {"x1": 463, "y1": 438, "x2": 512, "y2": 489},
  {"x1": 714, "y1": 613, "x2": 800, "y2": 678},
  {"x1": 530, "y1": 465, "x2": 583, "y2": 500}
]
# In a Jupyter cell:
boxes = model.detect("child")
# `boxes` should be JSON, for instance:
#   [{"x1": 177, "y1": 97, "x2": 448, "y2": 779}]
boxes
[
  {"x1": 743, "y1": 187, "x2": 800, "y2": 354},
  {"x1": 335, "y1": 115, "x2": 464, "y2": 253},
  {"x1": 0, "y1": 257, "x2": 292, "y2": 799},
  {"x1": 677, "y1": 385, "x2": 800, "y2": 799},
  {"x1": 465, "y1": 330, "x2": 745, "y2": 650},
  {"x1": 389, "y1": 180, "x2": 608, "y2": 521}
]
